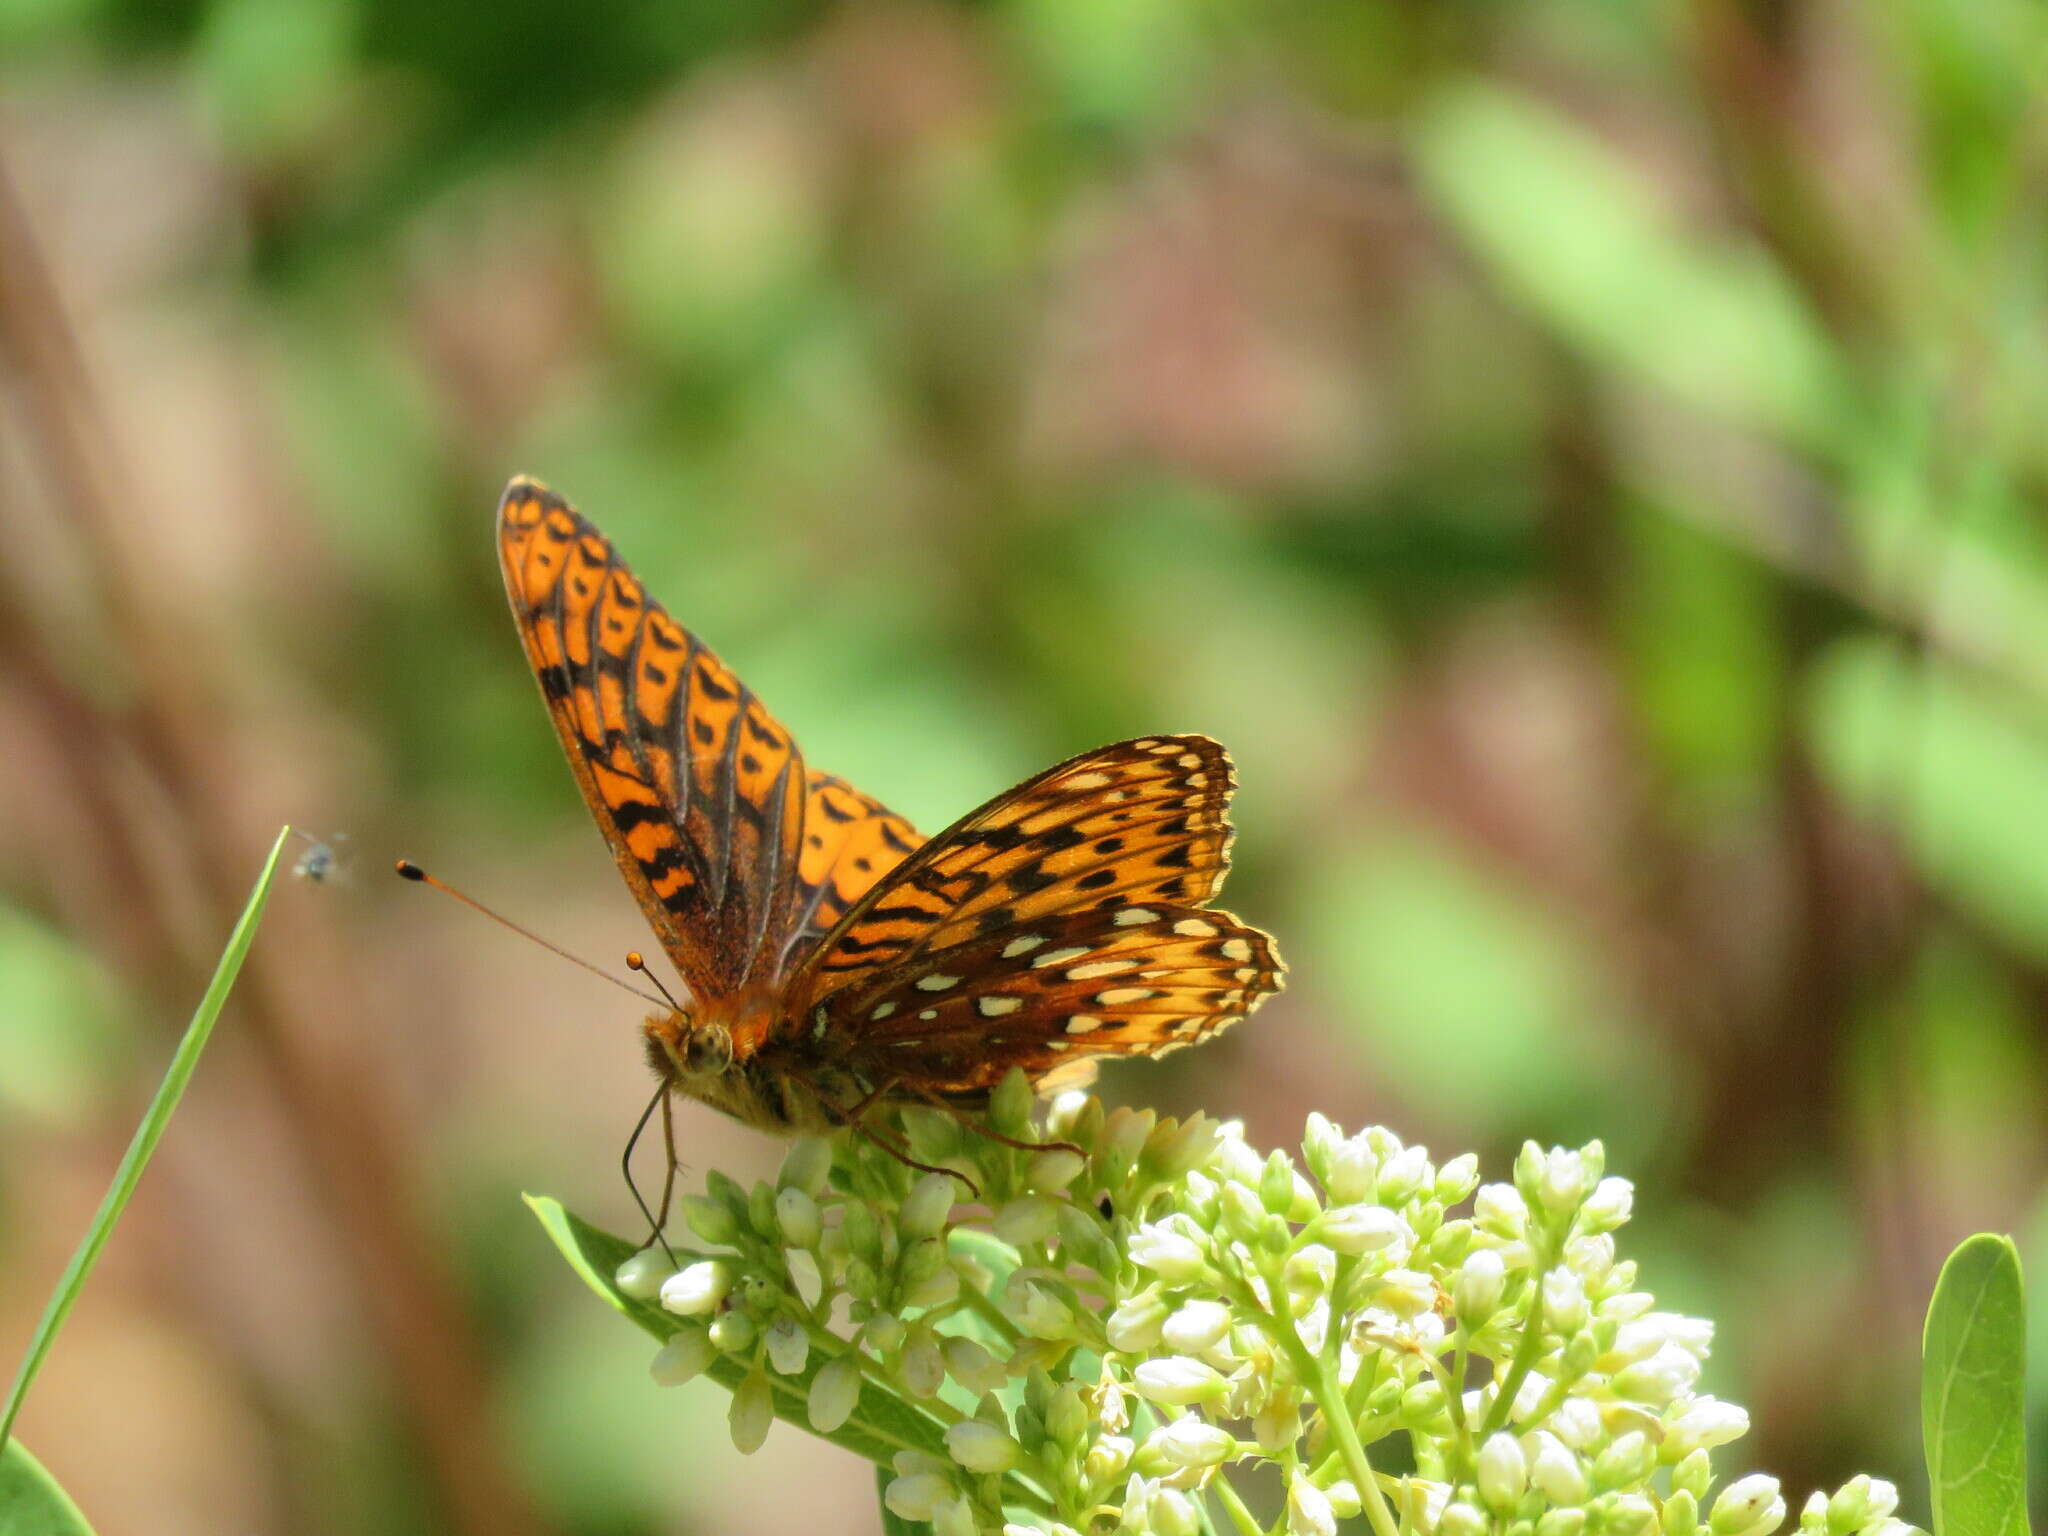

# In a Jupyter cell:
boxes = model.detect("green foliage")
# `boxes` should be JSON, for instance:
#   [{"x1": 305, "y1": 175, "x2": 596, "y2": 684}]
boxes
[
  {"x1": 1923, "y1": 1235, "x2": 2030, "y2": 1536},
  {"x1": 0, "y1": 1440, "x2": 96, "y2": 1536}
]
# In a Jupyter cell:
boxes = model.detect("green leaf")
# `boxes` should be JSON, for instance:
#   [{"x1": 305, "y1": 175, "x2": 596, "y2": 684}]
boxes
[
  {"x1": 526, "y1": 1195, "x2": 951, "y2": 1468},
  {"x1": 0, "y1": 1439, "x2": 97, "y2": 1536},
  {"x1": 0, "y1": 827, "x2": 291, "y2": 1454},
  {"x1": 1413, "y1": 81, "x2": 1843, "y2": 450},
  {"x1": 1922, "y1": 1233, "x2": 2030, "y2": 1536}
]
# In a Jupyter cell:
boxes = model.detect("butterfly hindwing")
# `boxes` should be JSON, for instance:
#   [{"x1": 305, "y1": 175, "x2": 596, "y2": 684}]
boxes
[
  {"x1": 816, "y1": 902, "x2": 1283, "y2": 1095},
  {"x1": 499, "y1": 479, "x2": 809, "y2": 1003},
  {"x1": 796, "y1": 736, "x2": 1236, "y2": 997}
]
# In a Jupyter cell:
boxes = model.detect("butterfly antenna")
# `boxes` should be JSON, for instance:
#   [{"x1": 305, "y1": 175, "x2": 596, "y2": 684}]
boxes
[
  {"x1": 624, "y1": 952, "x2": 685, "y2": 1013},
  {"x1": 394, "y1": 859, "x2": 671, "y2": 1009}
]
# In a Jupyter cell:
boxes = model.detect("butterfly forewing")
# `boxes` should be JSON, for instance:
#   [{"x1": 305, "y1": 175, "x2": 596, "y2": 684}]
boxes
[
  {"x1": 797, "y1": 736, "x2": 1236, "y2": 995},
  {"x1": 784, "y1": 771, "x2": 924, "y2": 969},
  {"x1": 819, "y1": 903, "x2": 1283, "y2": 1095},
  {"x1": 499, "y1": 480, "x2": 812, "y2": 1004}
]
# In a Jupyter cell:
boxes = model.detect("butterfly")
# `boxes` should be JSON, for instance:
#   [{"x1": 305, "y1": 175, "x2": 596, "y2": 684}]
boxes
[{"x1": 497, "y1": 476, "x2": 1283, "y2": 1143}]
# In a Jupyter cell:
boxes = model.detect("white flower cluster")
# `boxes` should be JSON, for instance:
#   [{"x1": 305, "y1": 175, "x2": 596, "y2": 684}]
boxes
[{"x1": 606, "y1": 1076, "x2": 1917, "y2": 1536}]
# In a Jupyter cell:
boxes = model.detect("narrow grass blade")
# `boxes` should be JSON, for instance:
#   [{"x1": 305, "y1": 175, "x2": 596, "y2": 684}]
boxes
[
  {"x1": 1922, "y1": 1233, "x2": 2030, "y2": 1536},
  {"x1": 0, "y1": 1438, "x2": 96, "y2": 1535},
  {"x1": 0, "y1": 826, "x2": 291, "y2": 1454}
]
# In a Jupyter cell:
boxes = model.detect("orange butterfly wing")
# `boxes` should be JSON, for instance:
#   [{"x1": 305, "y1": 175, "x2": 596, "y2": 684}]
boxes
[
  {"x1": 500, "y1": 479, "x2": 820, "y2": 1006},
  {"x1": 789, "y1": 736, "x2": 1281, "y2": 1092}
]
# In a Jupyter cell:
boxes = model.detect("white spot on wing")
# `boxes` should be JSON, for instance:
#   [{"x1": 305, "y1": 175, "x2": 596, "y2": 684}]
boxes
[
  {"x1": 1065, "y1": 1015, "x2": 1104, "y2": 1035},
  {"x1": 870, "y1": 1001, "x2": 897, "y2": 1020},
  {"x1": 1096, "y1": 987, "x2": 1157, "y2": 1005},
  {"x1": 1114, "y1": 908, "x2": 1159, "y2": 926},
  {"x1": 977, "y1": 996, "x2": 1023, "y2": 1017},
  {"x1": 1174, "y1": 918, "x2": 1218, "y2": 938},
  {"x1": 1002, "y1": 935, "x2": 1045, "y2": 958},
  {"x1": 917, "y1": 974, "x2": 960, "y2": 992},
  {"x1": 1220, "y1": 938, "x2": 1252, "y2": 962},
  {"x1": 1032, "y1": 946, "x2": 1089, "y2": 968},
  {"x1": 1066, "y1": 959, "x2": 1138, "y2": 981},
  {"x1": 1064, "y1": 771, "x2": 1112, "y2": 790}
]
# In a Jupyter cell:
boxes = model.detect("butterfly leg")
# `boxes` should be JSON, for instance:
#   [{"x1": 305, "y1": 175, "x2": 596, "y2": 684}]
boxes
[
  {"x1": 909, "y1": 1086, "x2": 1085, "y2": 1158},
  {"x1": 621, "y1": 1080, "x2": 680, "y2": 1262}
]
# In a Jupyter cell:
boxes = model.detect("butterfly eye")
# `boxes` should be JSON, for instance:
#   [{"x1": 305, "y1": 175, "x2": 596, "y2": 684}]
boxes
[{"x1": 682, "y1": 1024, "x2": 733, "y2": 1078}]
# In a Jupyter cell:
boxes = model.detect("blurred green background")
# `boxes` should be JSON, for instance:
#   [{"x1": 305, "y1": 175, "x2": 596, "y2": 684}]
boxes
[{"x1": 2, "y1": 0, "x2": 2046, "y2": 1531}]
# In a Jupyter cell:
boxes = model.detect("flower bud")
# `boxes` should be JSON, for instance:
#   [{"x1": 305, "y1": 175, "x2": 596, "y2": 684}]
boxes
[
  {"x1": 1400, "y1": 1379, "x2": 1447, "y2": 1425},
  {"x1": 1286, "y1": 1244, "x2": 1336, "y2": 1299},
  {"x1": 862, "y1": 1312, "x2": 906, "y2": 1353},
  {"x1": 991, "y1": 1065, "x2": 1034, "y2": 1134},
  {"x1": 1152, "y1": 1488, "x2": 1202, "y2": 1536},
  {"x1": 649, "y1": 1328, "x2": 716, "y2": 1386},
  {"x1": 1595, "y1": 1431, "x2": 1654, "y2": 1489},
  {"x1": 1253, "y1": 1398, "x2": 1300, "y2": 1454},
  {"x1": 1528, "y1": 1431, "x2": 1587, "y2": 1505},
  {"x1": 747, "y1": 1181, "x2": 778, "y2": 1239},
  {"x1": 1538, "y1": 1146, "x2": 1592, "y2": 1217},
  {"x1": 1453, "y1": 1247, "x2": 1507, "y2": 1325},
  {"x1": 1106, "y1": 1291, "x2": 1171, "y2": 1353},
  {"x1": 728, "y1": 1370, "x2": 773, "y2": 1454},
  {"x1": 1131, "y1": 1223, "x2": 1208, "y2": 1283},
  {"x1": 1133, "y1": 1356, "x2": 1227, "y2": 1406},
  {"x1": 1710, "y1": 1477, "x2": 1786, "y2": 1536},
  {"x1": 775, "y1": 1187, "x2": 822, "y2": 1250},
  {"x1": 901, "y1": 1327, "x2": 945, "y2": 1397},
  {"x1": 1086, "y1": 1434, "x2": 1134, "y2": 1482},
  {"x1": 1579, "y1": 1177, "x2": 1633, "y2": 1232},
  {"x1": 1260, "y1": 1151, "x2": 1298, "y2": 1215},
  {"x1": 1605, "y1": 1493, "x2": 1657, "y2": 1536},
  {"x1": 1661, "y1": 1491, "x2": 1698, "y2": 1536},
  {"x1": 1372, "y1": 1268, "x2": 1438, "y2": 1318},
  {"x1": 930, "y1": 1335, "x2": 1000, "y2": 1397},
  {"x1": 615, "y1": 1249, "x2": 677, "y2": 1301},
  {"x1": 1303, "y1": 1113, "x2": 1342, "y2": 1176},
  {"x1": 1537, "y1": 1513, "x2": 1587, "y2": 1536},
  {"x1": 1826, "y1": 1477, "x2": 1899, "y2": 1532},
  {"x1": 1150, "y1": 1414, "x2": 1235, "y2": 1469},
  {"x1": 1670, "y1": 1450, "x2": 1713, "y2": 1500},
  {"x1": 1011, "y1": 1281, "x2": 1077, "y2": 1339},
  {"x1": 900, "y1": 1263, "x2": 961, "y2": 1310},
  {"x1": 1046, "y1": 1383, "x2": 1088, "y2": 1447},
  {"x1": 1544, "y1": 1267, "x2": 1588, "y2": 1334},
  {"x1": 1324, "y1": 1135, "x2": 1378, "y2": 1203},
  {"x1": 1287, "y1": 1475, "x2": 1337, "y2": 1536},
  {"x1": 765, "y1": 1318, "x2": 808, "y2": 1374},
  {"x1": 680, "y1": 1194, "x2": 741, "y2": 1246},
  {"x1": 900, "y1": 1174, "x2": 957, "y2": 1239},
  {"x1": 708, "y1": 1311, "x2": 755, "y2": 1353},
  {"x1": 1478, "y1": 1432, "x2": 1528, "y2": 1513},
  {"x1": 808, "y1": 1354, "x2": 862, "y2": 1432},
  {"x1": 884, "y1": 1473, "x2": 954, "y2": 1523},
  {"x1": 1612, "y1": 1345, "x2": 1699, "y2": 1407},
  {"x1": 994, "y1": 1195, "x2": 1062, "y2": 1248},
  {"x1": 1149, "y1": 1114, "x2": 1226, "y2": 1179},
  {"x1": 1436, "y1": 1152, "x2": 1481, "y2": 1203},
  {"x1": 1162, "y1": 1300, "x2": 1232, "y2": 1354},
  {"x1": 933, "y1": 1496, "x2": 977, "y2": 1536},
  {"x1": 946, "y1": 1419, "x2": 1023, "y2": 1474},
  {"x1": 1322, "y1": 1204, "x2": 1408, "y2": 1256},
  {"x1": 1476, "y1": 1183, "x2": 1529, "y2": 1239},
  {"x1": 1439, "y1": 1503, "x2": 1488, "y2": 1536},
  {"x1": 1552, "y1": 1396, "x2": 1603, "y2": 1451},
  {"x1": 1029, "y1": 1147, "x2": 1087, "y2": 1191},
  {"x1": 1376, "y1": 1145, "x2": 1430, "y2": 1204},
  {"x1": 660, "y1": 1259, "x2": 732, "y2": 1316},
  {"x1": 1219, "y1": 1183, "x2": 1267, "y2": 1244},
  {"x1": 779, "y1": 1135, "x2": 833, "y2": 1195}
]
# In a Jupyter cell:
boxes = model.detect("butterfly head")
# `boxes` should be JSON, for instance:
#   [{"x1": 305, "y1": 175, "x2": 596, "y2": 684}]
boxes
[{"x1": 643, "y1": 1010, "x2": 735, "y2": 1083}]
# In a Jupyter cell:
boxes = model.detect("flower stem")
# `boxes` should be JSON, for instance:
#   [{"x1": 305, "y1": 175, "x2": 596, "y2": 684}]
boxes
[{"x1": 1209, "y1": 1474, "x2": 1264, "y2": 1536}]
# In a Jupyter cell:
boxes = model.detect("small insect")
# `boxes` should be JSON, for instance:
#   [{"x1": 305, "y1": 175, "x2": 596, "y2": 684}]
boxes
[
  {"x1": 495, "y1": 477, "x2": 1283, "y2": 1153},
  {"x1": 290, "y1": 830, "x2": 350, "y2": 884}
]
